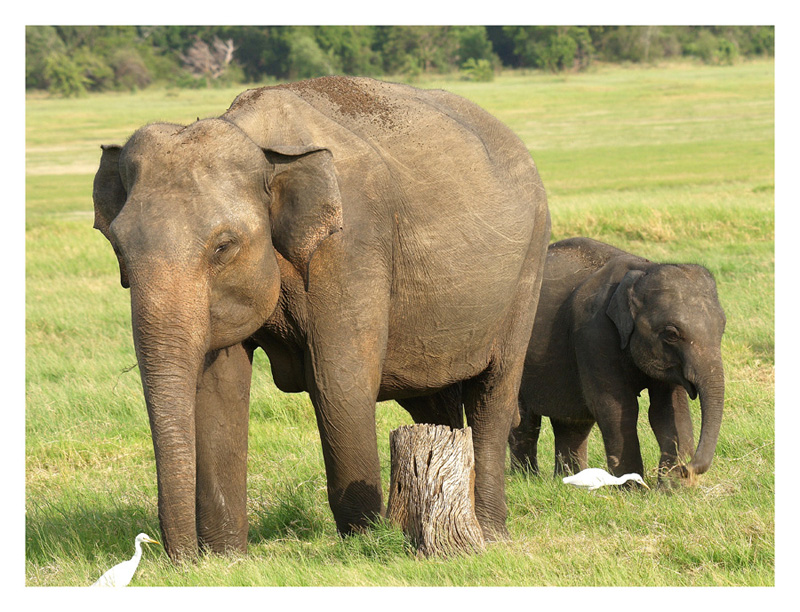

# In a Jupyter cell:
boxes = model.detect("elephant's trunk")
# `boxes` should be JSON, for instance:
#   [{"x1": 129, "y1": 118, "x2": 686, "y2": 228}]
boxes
[
  {"x1": 129, "y1": 273, "x2": 210, "y2": 562},
  {"x1": 686, "y1": 350, "x2": 725, "y2": 475}
]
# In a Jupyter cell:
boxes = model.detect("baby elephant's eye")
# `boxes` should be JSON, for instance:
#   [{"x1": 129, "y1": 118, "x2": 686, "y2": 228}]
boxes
[{"x1": 662, "y1": 325, "x2": 681, "y2": 343}]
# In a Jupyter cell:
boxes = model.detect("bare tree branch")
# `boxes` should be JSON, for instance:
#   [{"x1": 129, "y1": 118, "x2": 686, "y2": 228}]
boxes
[{"x1": 180, "y1": 37, "x2": 236, "y2": 79}]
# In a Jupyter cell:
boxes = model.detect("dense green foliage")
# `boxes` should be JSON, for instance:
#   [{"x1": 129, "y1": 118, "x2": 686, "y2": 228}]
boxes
[
  {"x1": 26, "y1": 61, "x2": 773, "y2": 586},
  {"x1": 26, "y1": 25, "x2": 775, "y2": 96}
]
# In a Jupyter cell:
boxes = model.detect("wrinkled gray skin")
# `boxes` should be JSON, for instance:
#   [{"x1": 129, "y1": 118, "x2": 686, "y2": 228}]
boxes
[
  {"x1": 509, "y1": 238, "x2": 725, "y2": 481},
  {"x1": 93, "y1": 76, "x2": 550, "y2": 562}
]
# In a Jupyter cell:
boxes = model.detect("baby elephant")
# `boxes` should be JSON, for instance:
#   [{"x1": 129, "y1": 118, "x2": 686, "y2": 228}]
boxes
[{"x1": 509, "y1": 237, "x2": 726, "y2": 481}]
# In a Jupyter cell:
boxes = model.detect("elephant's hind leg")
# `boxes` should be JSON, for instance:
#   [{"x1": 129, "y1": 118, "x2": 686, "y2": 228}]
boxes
[
  {"x1": 509, "y1": 399, "x2": 541, "y2": 474},
  {"x1": 194, "y1": 342, "x2": 253, "y2": 554},
  {"x1": 463, "y1": 363, "x2": 524, "y2": 542},
  {"x1": 462, "y1": 304, "x2": 542, "y2": 540}
]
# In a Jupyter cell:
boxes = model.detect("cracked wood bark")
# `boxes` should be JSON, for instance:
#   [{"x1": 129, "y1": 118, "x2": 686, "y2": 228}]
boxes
[{"x1": 387, "y1": 424, "x2": 486, "y2": 557}]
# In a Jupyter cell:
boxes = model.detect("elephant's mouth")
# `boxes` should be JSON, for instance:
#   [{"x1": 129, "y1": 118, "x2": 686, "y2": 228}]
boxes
[
  {"x1": 683, "y1": 380, "x2": 698, "y2": 400},
  {"x1": 661, "y1": 366, "x2": 698, "y2": 400}
]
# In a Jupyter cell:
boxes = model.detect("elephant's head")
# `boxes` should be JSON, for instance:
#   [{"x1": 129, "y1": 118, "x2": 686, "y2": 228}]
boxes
[
  {"x1": 606, "y1": 264, "x2": 726, "y2": 476},
  {"x1": 93, "y1": 118, "x2": 342, "y2": 560}
]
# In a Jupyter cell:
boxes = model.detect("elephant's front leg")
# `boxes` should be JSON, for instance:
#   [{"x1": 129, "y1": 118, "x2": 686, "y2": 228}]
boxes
[
  {"x1": 303, "y1": 264, "x2": 389, "y2": 532},
  {"x1": 301, "y1": 233, "x2": 394, "y2": 534},
  {"x1": 648, "y1": 382, "x2": 695, "y2": 480},
  {"x1": 590, "y1": 392, "x2": 644, "y2": 478},
  {"x1": 550, "y1": 417, "x2": 594, "y2": 476},
  {"x1": 577, "y1": 352, "x2": 644, "y2": 477},
  {"x1": 307, "y1": 347, "x2": 385, "y2": 534},
  {"x1": 194, "y1": 342, "x2": 253, "y2": 553}
]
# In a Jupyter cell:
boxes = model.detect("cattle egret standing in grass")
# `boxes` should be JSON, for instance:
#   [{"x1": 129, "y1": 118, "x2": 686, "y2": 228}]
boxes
[
  {"x1": 562, "y1": 468, "x2": 650, "y2": 491},
  {"x1": 91, "y1": 533, "x2": 159, "y2": 587}
]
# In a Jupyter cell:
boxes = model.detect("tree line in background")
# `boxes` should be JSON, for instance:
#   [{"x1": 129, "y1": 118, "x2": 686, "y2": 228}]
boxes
[{"x1": 26, "y1": 25, "x2": 775, "y2": 97}]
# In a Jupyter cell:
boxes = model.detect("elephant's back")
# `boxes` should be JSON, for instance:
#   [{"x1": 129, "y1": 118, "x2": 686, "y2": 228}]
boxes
[
  {"x1": 548, "y1": 237, "x2": 636, "y2": 271},
  {"x1": 230, "y1": 76, "x2": 512, "y2": 139},
  {"x1": 540, "y1": 238, "x2": 649, "y2": 320},
  {"x1": 227, "y1": 76, "x2": 542, "y2": 189},
  {"x1": 227, "y1": 80, "x2": 546, "y2": 271},
  {"x1": 537, "y1": 239, "x2": 623, "y2": 313},
  {"x1": 226, "y1": 77, "x2": 430, "y2": 148}
]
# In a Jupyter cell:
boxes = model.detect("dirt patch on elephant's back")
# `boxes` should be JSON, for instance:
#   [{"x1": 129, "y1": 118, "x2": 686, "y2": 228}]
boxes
[{"x1": 274, "y1": 76, "x2": 402, "y2": 131}]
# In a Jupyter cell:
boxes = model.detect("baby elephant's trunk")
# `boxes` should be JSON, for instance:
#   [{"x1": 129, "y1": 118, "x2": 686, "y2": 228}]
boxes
[{"x1": 686, "y1": 350, "x2": 725, "y2": 475}]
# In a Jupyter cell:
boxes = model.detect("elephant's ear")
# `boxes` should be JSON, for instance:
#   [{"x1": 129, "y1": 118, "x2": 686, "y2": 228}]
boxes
[
  {"x1": 93, "y1": 145, "x2": 126, "y2": 238},
  {"x1": 606, "y1": 269, "x2": 645, "y2": 349},
  {"x1": 264, "y1": 144, "x2": 344, "y2": 289},
  {"x1": 93, "y1": 145, "x2": 130, "y2": 287}
]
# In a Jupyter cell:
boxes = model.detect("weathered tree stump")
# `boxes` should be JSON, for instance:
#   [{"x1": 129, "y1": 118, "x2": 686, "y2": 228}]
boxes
[{"x1": 387, "y1": 424, "x2": 486, "y2": 557}]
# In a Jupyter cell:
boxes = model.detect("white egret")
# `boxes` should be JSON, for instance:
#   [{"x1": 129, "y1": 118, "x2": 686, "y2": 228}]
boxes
[
  {"x1": 562, "y1": 467, "x2": 650, "y2": 491},
  {"x1": 91, "y1": 532, "x2": 160, "y2": 587}
]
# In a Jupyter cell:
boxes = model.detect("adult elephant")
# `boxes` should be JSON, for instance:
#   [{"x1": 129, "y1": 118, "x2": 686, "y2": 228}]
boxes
[
  {"x1": 92, "y1": 76, "x2": 550, "y2": 562},
  {"x1": 509, "y1": 238, "x2": 725, "y2": 482}
]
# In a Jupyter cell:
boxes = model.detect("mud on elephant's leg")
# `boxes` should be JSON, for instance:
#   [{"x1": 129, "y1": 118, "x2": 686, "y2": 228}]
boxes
[
  {"x1": 550, "y1": 417, "x2": 594, "y2": 476},
  {"x1": 194, "y1": 342, "x2": 254, "y2": 554}
]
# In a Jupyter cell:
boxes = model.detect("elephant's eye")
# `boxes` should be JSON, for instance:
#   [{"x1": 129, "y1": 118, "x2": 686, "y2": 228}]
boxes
[
  {"x1": 662, "y1": 326, "x2": 681, "y2": 343},
  {"x1": 211, "y1": 236, "x2": 239, "y2": 265}
]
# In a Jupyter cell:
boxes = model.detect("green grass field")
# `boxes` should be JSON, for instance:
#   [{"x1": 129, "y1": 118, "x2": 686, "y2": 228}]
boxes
[{"x1": 26, "y1": 61, "x2": 774, "y2": 587}]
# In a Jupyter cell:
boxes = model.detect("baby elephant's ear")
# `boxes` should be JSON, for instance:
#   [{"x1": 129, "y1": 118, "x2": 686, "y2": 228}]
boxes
[
  {"x1": 264, "y1": 145, "x2": 344, "y2": 289},
  {"x1": 606, "y1": 269, "x2": 645, "y2": 349}
]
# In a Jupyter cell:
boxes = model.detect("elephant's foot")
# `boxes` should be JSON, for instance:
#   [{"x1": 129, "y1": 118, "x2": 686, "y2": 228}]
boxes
[
  {"x1": 509, "y1": 447, "x2": 539, "y2": 474},
  {"x1": 479, "y1": 521, "x2": 510, "y2": 544},
  {"x1": 161, "y1": 532, "x2": 200, "y2": 565},
  {"x1": 197, "y1": 522, "x2": 248, "y2": 556},
  {"x1": 329, "y1": 480, "x2": 385, "y2": 536},
  {"x1": 553, "y1": 456, "x2": 583, "y2": 477},
  {"x1": 657, "y1": 462, "x2": 698, "y2": 488}
]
